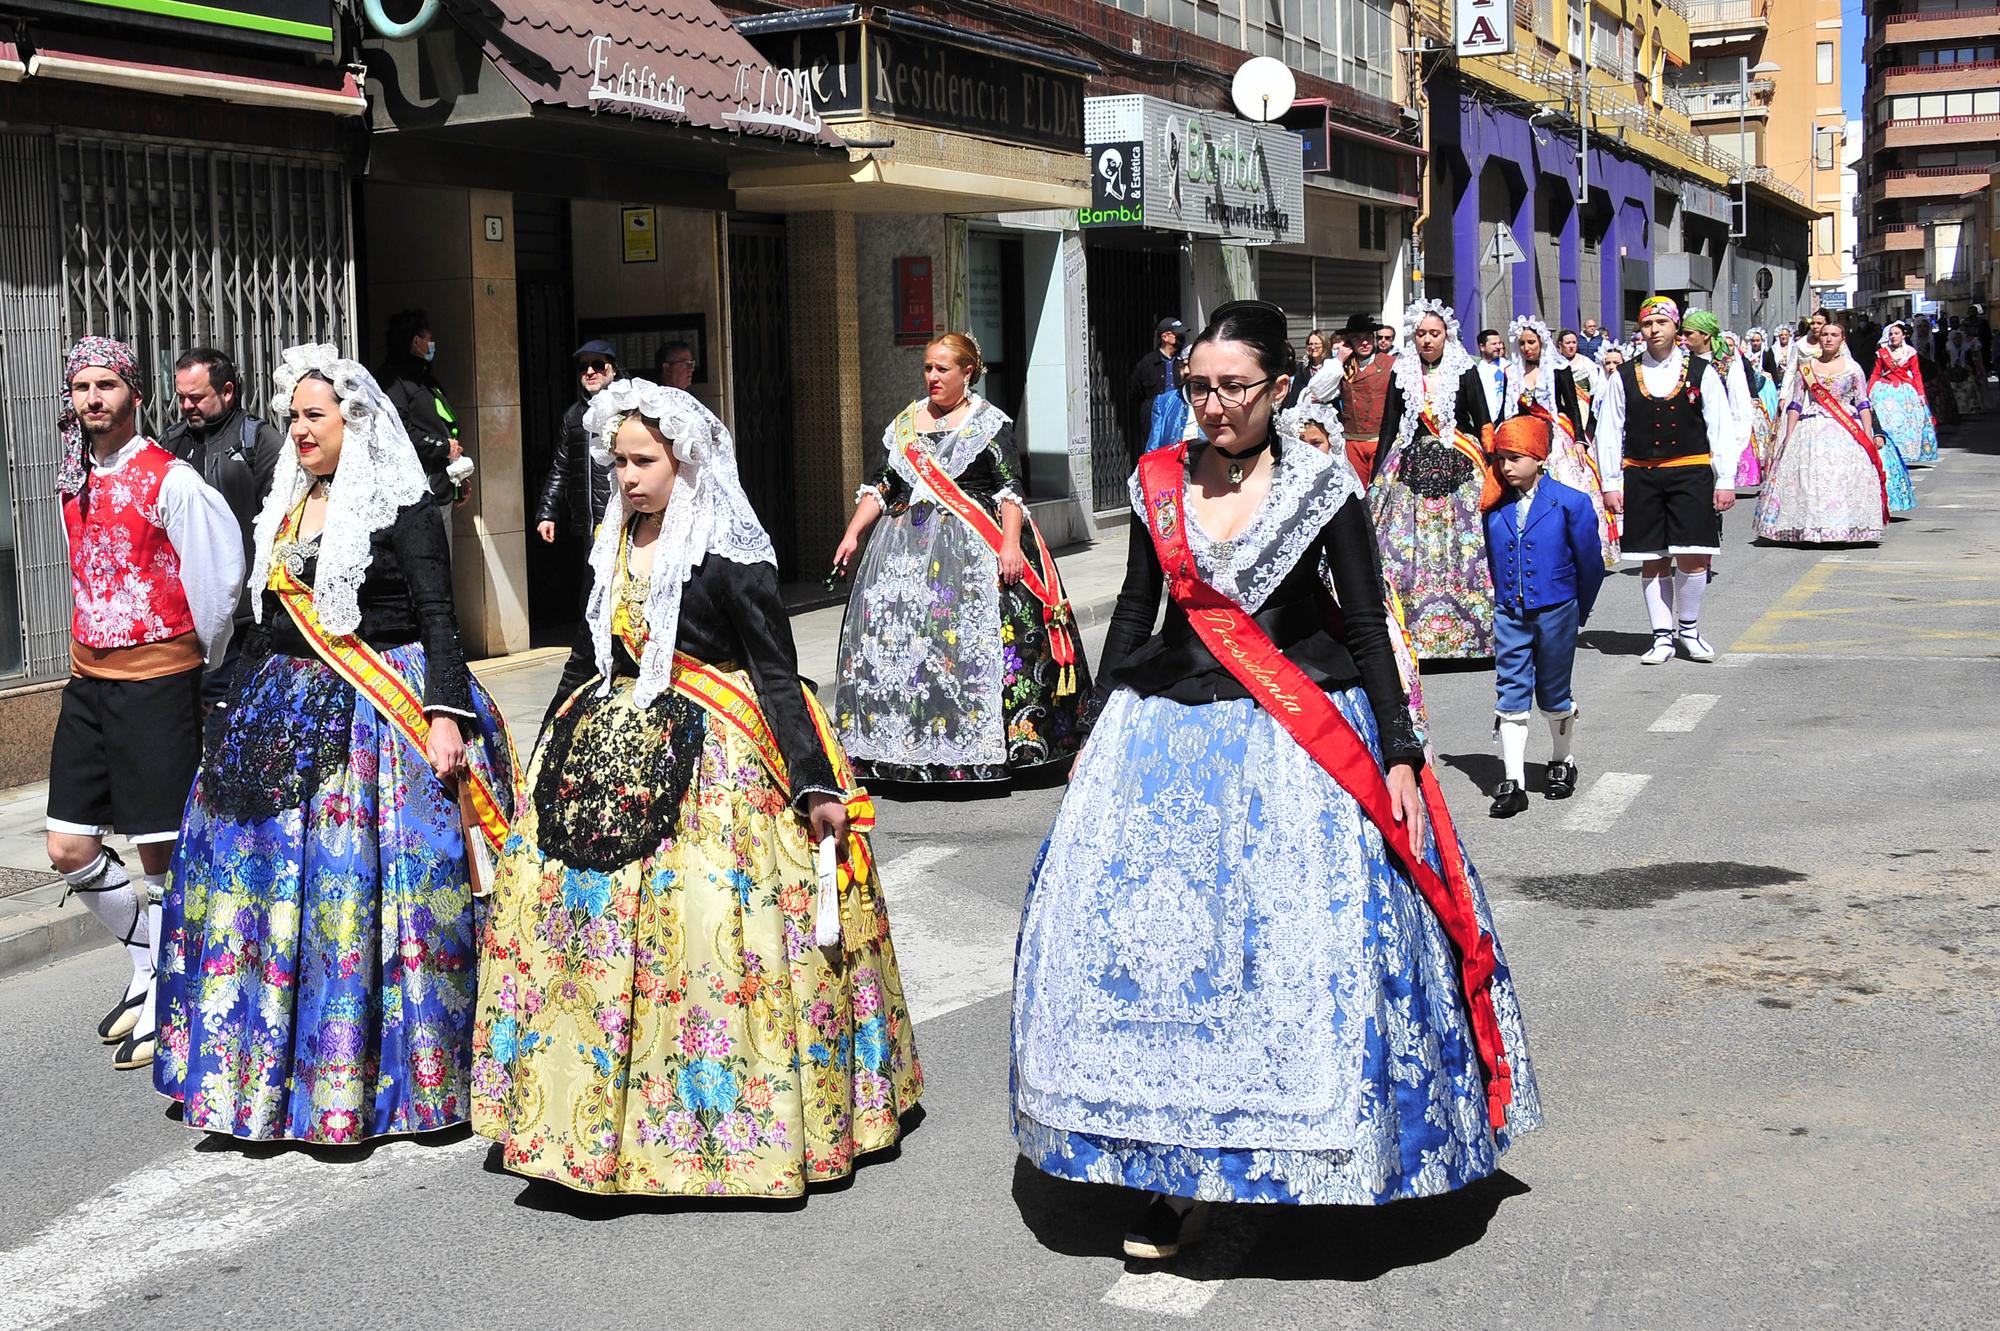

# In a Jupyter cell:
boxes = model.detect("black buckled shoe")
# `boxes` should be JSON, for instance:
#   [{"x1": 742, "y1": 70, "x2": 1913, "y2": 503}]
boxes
[
  {"x1": 1545, "y1": 759, "x2": 1578, "y2": 800},
  {"x1": 1122, "y1": 1196, "x2": 1204, "y2": 1261},
  {"x1": 1488, "y1": 781, "x2": 1530, "y2": 818}
]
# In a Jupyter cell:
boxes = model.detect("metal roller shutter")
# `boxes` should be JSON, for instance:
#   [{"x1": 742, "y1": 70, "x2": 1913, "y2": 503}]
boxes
[{"x1": 1259, "y1": 252, "x2": 1386, "y2": 350}]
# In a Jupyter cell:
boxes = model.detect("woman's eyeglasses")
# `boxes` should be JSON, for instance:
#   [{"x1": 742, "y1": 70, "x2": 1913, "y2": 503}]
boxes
[{"x1": 1179, "y1": 377, "x2": 1271, "y2": 408}]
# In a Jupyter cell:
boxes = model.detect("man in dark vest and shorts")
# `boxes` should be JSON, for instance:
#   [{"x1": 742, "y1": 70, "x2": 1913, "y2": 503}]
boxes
[{"x1": 1593, "y1": 296, "x2": 1745, "y2": 664}]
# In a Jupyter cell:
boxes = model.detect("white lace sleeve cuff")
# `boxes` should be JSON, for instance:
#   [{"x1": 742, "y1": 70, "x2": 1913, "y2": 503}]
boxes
[
  {"x1": 424, "y1": 705, "x2": 477, "y2": 720},
  {"x1": 993, "y1": 486, "x2": 1025, "y2": 511},
  {"x1": 854, "y1": 484, "x2": 887, "y2": 509}
]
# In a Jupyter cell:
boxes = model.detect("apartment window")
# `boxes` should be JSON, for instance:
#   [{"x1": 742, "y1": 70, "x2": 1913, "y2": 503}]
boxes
[
  {"x1": 1534, "y1": 0, "x2": 1555, "y2": 43},
  {"x1": 1815, "y1": 217, "x2": 1835, "y2": 255},
  {"x1": 1816, "y1": 42, "x2": 1833, "y2": 85},
  {"x1": 1815, "y1": 129, "x2": 1838, "y2": 171},
  {"x1": 1568, "y1": 2, "x2": 1585, "y2": 59}
]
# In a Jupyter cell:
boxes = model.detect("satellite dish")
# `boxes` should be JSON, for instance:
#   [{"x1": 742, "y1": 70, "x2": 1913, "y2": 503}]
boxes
[{"x1": 1231, "y1": 57, "x2": 1296, "y2": 124}]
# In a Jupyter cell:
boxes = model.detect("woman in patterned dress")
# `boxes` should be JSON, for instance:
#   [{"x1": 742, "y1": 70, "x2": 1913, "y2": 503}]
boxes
[
  {"x1": 154, "y1": 344, "x2": 519, "y2": 1143},
  {"x1": 1012, "y1": 300, "x2": 1539, "y2": 1260},
  {"x1": 1366, "y1": 300, "x2": 1496, "y2": 659},
  {"x1": 471, "y1": 380, "x2": 921, "y2": 1196},
  {"x1": 829, "y1": 334, "x2": 1090, "y2": 784},
  {"x1": 1506, "y1": 315, "x2": 1616, "y2": 568},
  {"x1": 1756, "y1": 321, "x2": 1890, "y2": 545},
  {"x1": 1868, "y1": 321, "x2": 1939, "y2": 467}
]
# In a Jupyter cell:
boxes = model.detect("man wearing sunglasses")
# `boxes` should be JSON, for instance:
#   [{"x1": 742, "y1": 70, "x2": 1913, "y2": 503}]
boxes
[{"x1": 534, "y1": 339, "x2": 621, "y2": 548}]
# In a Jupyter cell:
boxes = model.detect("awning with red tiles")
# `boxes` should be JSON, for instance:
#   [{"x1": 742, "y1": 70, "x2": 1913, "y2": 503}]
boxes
[{"x1": 460, "y1": 0, "x2": 846, "y2": 149}]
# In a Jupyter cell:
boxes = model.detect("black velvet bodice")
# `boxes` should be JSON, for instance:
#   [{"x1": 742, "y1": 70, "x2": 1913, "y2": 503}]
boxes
[
  {"x1": 547, "y1": 551, "x2": 839, "y2": 803},
  {"x1": 255, "y1": 499, "x2": 473, "y2": 715},
  {"x1": 1098, "y1": 487, "x2": 1424, "y2": 768}
]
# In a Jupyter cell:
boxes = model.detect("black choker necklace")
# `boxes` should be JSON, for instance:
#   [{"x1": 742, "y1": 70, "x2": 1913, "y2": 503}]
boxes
[{"x1": 1213, "y1": 436, "x2": 1273, "y2": 486}]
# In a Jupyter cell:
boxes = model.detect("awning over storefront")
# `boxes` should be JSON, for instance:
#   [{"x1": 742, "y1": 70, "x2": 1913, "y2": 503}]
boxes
[
  {"x1": 362, "y1": 0, "x2": 846, "y2": 197},
  {"x1": 16, "y1": 33, "x2": 364, "y2": 113},
  {"x1": 0, "y1": 41, "x2": 25, "y2": 82}
]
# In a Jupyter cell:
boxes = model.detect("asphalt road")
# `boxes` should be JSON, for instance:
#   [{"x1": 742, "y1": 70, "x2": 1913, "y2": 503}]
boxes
[{"x1": 3, "y1": 434, "x2": 1996, "y2": 1330}]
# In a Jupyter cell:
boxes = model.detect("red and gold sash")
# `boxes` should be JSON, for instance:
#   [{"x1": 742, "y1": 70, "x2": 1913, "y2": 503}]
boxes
[
  {"x1": 267, "y1": 508, "x2": 516, "y2": 855},
  {"x1": 893, "y1": 405, "x2": 1079, "y2": 697},
  {"x1": 1136, "y1": 444, "x2": 1514, "y2": 1130},
  {"x1": 1802, "y1": 366, "x2": 1889, "y2": 523}
]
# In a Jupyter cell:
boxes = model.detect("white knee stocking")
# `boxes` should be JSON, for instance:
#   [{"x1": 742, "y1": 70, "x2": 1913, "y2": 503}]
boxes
[
  {"x1": 1544, "y1": 707, "x2": 1577, "y2": 764},
  {"x1": 1496, "y1": 713, "x2": 1530, "y2": 784},
  {"x1": 63, "y1": 852, "x2": 150, "y2": 1003},
  {"x1": 1642, "y1": 574, "x2": 1674, "y2": 637},
  {"x1": 1673, "y1": 568, "x2": 1708, "y2": 635}
]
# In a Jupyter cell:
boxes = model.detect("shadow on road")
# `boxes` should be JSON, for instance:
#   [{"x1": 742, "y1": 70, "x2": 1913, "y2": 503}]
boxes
[
  {"x1": 1436, "y1": 749, "x2": 1507, "y2": 797},
  {"x1": 1577, "y1": 628, "x2": 1657, "y2": 657},
  {"x1": 1010, "y1": 1156, "x2": 1530, "y2": 1280}
]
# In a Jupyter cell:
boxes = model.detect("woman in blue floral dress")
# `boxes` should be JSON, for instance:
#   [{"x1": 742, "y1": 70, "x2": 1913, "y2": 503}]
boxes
[
  {"x1": 1012, "y1": 302, "x2": 1540, "y2": 1261},
  {"x1": 154, "y1": 345, "x2": 518, "y2": 1143}
]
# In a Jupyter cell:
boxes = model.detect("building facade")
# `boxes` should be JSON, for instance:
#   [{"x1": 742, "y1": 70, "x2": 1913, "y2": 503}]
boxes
[
  {"x1": 1418, "y1": 0, "x2": 1811, "y2": 337},
  {"x1": 0, "y1": 0, "x2": 362, "y2": 780},
  {"x1": 1855, "y1": 0, "x2": 2000, "y2": 318}
]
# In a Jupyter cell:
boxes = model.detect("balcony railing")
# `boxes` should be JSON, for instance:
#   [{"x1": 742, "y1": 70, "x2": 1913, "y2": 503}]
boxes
[
  {"x1": 1677, "y1": 78, "x2": 1776, "y2": 114},
  {"x1": 1685, "y1": 0, "x2": 1768, "y2": 30},
  {"x1": 1867, "y1": 8, "x2": 2000, "y2": 63},
  {"x1": 1880, "y1": 58, "x2": 2000, "y2": 79}
]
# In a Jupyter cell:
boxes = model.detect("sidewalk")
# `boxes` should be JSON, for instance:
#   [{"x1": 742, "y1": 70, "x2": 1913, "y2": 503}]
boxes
[{"x1": 0, "y1": 533, "x2": 1131, "y2": 981}]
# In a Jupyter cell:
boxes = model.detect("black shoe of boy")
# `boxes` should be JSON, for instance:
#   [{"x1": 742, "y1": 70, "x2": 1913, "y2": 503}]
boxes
[
  {"x1": 1488, "y1": 782, "x2": 1529, "y2": 818},
  {"x1": 1545, "y1": 759, "x2": 1578, "y2": 800}
]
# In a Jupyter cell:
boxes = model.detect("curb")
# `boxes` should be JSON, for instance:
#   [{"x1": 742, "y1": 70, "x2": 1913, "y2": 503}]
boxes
[{"x1": 0, "y1": 900, "x2": 104, "y2": 982}]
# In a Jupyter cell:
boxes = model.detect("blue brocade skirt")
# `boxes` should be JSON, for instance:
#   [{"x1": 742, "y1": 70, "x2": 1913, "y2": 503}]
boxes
[
  {"x1": 1871, "y1": 381, "x2": 1938, "y2": 465},
  {"x1": 1011, "y1": 687, "x2": 1541, "y2": 1206},
  {"x1": 154, "y1": 644, "x2": 516, "y2": 1143}
]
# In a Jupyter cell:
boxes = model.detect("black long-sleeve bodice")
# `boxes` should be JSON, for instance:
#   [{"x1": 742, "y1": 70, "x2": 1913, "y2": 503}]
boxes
[
  {"x1": 1097, "y1": 480, "x2": 1424, "y2": 768},
  {"x1": 257, "y1": 499, "x2": 474, "y2": 714},
  {"x1": 869, "y1": 423, "x2": 1020, "y2": 511},
  {"x1": 547, "y1": 552, "x2": 839, "y2": 803}
]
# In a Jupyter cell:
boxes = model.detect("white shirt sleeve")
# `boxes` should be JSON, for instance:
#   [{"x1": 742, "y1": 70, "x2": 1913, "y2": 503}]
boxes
[
  {"x1": 1595, "y1": 367, "x2": 1627, "y2": 493},
  {"x1": 158, "y1": 460, "x2": 247, "y2": 666},
  {"x1": 1704, "y1": 360, "x2": 1745, "y2": 485}
]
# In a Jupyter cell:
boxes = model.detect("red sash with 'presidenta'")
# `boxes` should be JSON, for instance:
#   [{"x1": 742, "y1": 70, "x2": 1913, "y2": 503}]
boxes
[
  {"x1": 1136, "y1": 443, "x2": 1514, "y2": 1130},
  {"x1": 1802, "y1": 366, "x2": 1890, "y2": 524},
  {"x1": 895, "y1": 406, "x2": 1078, "y2": 696}
]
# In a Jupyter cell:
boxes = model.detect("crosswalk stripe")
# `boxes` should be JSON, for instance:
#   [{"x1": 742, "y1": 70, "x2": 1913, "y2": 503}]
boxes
[
  {"x1": 1560, "y1": 772, "x2": 1652, "y2": 833},
  {"x1": 1648, "y1": 693, "x2": 1719, "y2": 732},
  {"x1": 876, "y1": 844, "x2": 1019, "y2": 1026},
  {"x1": 1102, "y1": 1269, "x2": 1219, "y2": 1317}
]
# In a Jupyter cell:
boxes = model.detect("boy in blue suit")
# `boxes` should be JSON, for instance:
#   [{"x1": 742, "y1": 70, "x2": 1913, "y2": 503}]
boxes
[{"x1": 1483, "y1": 414, "x2": 1606, "y2": 817}]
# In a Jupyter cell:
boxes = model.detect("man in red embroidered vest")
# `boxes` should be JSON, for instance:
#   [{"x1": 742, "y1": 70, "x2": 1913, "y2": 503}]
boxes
[
  {"x1": 1593, "y1": 297, "x2": 1744, "y2": 666},
  {"x1": 46, "y1": 337, "x2": 244, "y2": 1072},
  {"x1": 1338, "y1": 312, "x2": 1397, "y2": 482}
]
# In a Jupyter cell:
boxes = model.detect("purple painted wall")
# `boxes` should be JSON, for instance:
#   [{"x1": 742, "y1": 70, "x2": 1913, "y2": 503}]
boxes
[{"x1": 1433, "y1": 85, "x2": 1656, "y2": 345}]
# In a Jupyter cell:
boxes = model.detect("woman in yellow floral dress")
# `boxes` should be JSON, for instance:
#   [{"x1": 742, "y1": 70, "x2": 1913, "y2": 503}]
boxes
[{"x1": 471, "y1": 379, "x2": 922, "y2": 1196}]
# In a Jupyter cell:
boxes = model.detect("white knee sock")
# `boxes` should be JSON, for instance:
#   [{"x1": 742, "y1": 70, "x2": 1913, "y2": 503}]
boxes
[
  {"x1": 63, "y1": 852, "x2": 149, "y2": 1003},
  {"x1": 1673, "y1": 568, "x2": 1708, "y2": 635},
  {"x1": 138, "y1": 872, "x2": 166, "y2": 1039},
  {"x1": 1642, "y1": 574, "x2": 1674, "y2": 636},
  {"x1": 1496, "y1": 714, "x2": 1530, "y2": 784},
  {"x1": 1545, "y1": 708, "x2": 1577, "y2": 764}
]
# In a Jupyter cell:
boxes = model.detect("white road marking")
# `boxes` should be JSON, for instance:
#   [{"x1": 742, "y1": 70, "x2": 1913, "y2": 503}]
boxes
[
  {"x1": 1102, "y1": 1269, "x2": 1221, "y2": 1318},
  {"x1": 0, "y1": 1136, "x2": 480, "y2": 1331},
  {"x1": 1648, "y1": 693, "x2": 1719, "y2": 733},
  {"x1": 1560, "y1": 772, "x2": 1652, "y2": 833},
  {"x1": 0, "y1": 840, "x2": 1014, "y2": 1331},
  {"x1": 877, "y1": 844, "x2": 1020, "y2": 1026}
]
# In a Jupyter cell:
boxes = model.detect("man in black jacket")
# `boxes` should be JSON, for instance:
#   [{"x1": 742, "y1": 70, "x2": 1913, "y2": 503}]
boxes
[
  {"x1": 1460, "y1": 327, "x2": 1509, "y2": 432},
  {"x1": 535, "y1": 339, "x2": 620, "y2": 546},
  {"x1": 376, "y1": 308, "x2": 463, "y2": 507},
  {"x1": 161, "y1": 347, "x2": 283, "y2": 707},
  {"x1": 1126, "y1": 316, "x2": 1186, "y2": 462}
]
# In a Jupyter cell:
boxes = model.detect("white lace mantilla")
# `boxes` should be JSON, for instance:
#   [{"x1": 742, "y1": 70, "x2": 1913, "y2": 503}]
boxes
[
  {"x1": 252, "y1": 344, "x2": 431, "y2": 636},
  {"x1": 883, "y1": 394, "x2": 1010, "y2": 499},
  {"x1": 1391, "y1": 310, "x2": 1474, "y2": 454},
  {"x1": 1126, "y1": 434, "x2": 1359, "y2": 613},
  {"x1": 580, "y1": 379, "x2": 777, "y2": 709}
]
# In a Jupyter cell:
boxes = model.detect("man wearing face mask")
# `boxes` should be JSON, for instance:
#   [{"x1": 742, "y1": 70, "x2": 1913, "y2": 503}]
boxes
[
  {"x1": 160, "y1": 348, "x2": 284, "y2": 708},
  {"x1": 376, "y1": 307, "x2": 467, "y2": 508}
]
